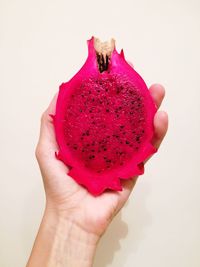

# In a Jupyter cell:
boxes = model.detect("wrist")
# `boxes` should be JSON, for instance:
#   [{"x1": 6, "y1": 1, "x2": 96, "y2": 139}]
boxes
[{"x1": 42, "y1": 207, "x2": 99, "y2": 267}]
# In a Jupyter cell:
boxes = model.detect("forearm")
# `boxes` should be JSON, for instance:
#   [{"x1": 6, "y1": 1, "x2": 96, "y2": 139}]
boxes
[{"x1": 26, "y1": 208, "x2": 99, "y2": 267}]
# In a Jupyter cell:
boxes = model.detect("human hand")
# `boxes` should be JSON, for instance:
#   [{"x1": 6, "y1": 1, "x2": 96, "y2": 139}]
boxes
[
  {"x1": 27, "y1": 84, "x2": 168, "y2": 267},
  {"x1": 35, "y1": 83, "x2": 168, "y2": 238}
]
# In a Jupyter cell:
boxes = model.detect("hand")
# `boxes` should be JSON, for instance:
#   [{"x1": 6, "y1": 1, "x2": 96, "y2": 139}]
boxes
[
  {"x1": 35, "y1": 83, "x2": 168, "y2": 238},
  {"x1": 27, "y1": 84, "x2": 168, "y2": 267}
]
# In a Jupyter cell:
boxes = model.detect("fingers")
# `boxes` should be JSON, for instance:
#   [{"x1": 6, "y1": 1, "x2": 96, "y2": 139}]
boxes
[
  {"x1": 46, "y1": 93, "x2": 58, "y2": 114},
  {"x1": 119, "y1": 110, "x2": 168, "y2": 205},
  {"x1": 149, "y1": 84, "x2": 165, "y2": 109},
  {"x1": 149, "y1": 84, "x2": 168, "y2": 149},
  {"x1": 152, "y1": 111, "x2": 168, "y2": 149},
  {"x1": 37, "y1": 93, "x2": 58, "y2": 152}
]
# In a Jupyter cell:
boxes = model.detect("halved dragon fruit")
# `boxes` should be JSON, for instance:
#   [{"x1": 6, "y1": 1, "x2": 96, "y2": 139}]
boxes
[{"x1": 53, "y1": 37, "x2": 157, "y2": 196}]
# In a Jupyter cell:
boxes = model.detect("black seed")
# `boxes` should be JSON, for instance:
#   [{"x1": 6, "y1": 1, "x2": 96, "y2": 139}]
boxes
[
  {"x1": 120, "y1": 125, "x2": 124, "y2": 129},
  {"x1": 116, "y1": 86, "x2": 123, "y2": 94},
  {"x1": 126, "y1": 140, "x2": 130, "y2": 144},
  {"x1": 106, "y1": 109, "x2": 109, "y2": 112},
  {"x1": 80, "y1": 109, "x2": 82, "y2": 112},
  {"x1": 104, "y1": 148, "x2": 107, "y2": 151}
]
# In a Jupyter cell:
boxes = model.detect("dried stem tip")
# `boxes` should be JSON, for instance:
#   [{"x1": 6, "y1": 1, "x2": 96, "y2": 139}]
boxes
[{"x1": 94, "y1": 37, "x2": 115, "y2": 73}]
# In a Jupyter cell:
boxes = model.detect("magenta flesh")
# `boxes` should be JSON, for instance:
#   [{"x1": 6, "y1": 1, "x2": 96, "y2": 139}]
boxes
[{"x1": 54, "y1": 37, "x2": 157, "y2": 196}]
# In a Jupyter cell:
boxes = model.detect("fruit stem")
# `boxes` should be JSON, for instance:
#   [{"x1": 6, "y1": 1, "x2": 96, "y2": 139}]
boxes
[{"x1": 94, "y1": 37, "x2": 115, "y2": 73}]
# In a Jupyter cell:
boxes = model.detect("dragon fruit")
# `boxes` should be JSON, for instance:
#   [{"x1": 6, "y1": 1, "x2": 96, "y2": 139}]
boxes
[{"x1": 53, "y1": 37, "x2": 157, "y2": 196}]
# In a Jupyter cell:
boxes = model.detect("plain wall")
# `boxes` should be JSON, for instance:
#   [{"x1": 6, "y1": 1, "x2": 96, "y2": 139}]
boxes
[{"x1": 0, "y1": 0, "x2": 200, "y2": 266}]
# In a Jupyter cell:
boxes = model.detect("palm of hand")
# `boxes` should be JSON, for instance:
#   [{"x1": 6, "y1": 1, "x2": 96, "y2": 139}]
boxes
[
  {"x1": 37, "y1": 147, "x2": 135, "y2": 236},
  {"x1": 36, "y1": 84, "x2": 168, "y2": 236}
]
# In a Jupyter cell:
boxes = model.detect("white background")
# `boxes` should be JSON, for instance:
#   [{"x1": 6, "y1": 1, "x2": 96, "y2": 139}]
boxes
[{"x1": 0, "y1": 0, "x2": 200, "y2": 266}]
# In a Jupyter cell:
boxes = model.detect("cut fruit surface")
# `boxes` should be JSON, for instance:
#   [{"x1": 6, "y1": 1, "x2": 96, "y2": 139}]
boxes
[{"x1": 54, "y1": 37, "x2": 157, "y2": 196}]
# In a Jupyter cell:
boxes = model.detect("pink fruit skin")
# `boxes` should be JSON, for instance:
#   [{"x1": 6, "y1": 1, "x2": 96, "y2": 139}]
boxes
[{"x1": 53, "y1": 37, "x2": 157, "y2": 196}]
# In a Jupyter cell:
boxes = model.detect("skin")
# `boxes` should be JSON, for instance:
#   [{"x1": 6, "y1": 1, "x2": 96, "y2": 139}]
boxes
[{"x1": 26, "y1": 84, "x2": 168, "y2": 267}]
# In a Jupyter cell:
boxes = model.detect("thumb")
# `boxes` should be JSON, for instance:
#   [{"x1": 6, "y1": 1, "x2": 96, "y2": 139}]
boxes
[{"x1": 37, "y1": 93, "x2": 58, "y2": 153}]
